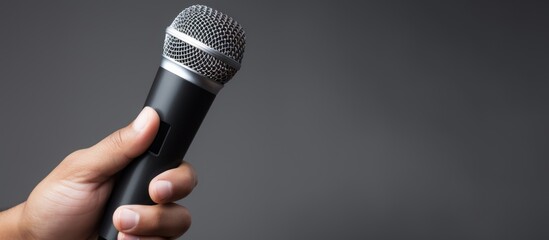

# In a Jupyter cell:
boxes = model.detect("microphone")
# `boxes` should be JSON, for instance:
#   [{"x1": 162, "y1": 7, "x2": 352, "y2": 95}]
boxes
[{"x1": 98, "y1": 5, "x2": 246, "y2": 240}]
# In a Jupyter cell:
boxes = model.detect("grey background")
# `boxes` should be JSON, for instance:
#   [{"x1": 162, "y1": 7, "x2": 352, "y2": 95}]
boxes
[{"x1": 0, "y1": 1, "x2": 548, "y2": 239}]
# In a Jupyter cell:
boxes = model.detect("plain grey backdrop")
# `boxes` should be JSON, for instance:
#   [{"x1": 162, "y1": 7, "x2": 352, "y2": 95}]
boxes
[{"x1": 0, "y1": 1, "x2": 548, "y2": 239}]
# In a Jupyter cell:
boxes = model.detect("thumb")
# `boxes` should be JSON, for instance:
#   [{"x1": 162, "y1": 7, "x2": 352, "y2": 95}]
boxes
[{"x1": 55, "y1": 107, "x2": 160, "y2": 183}]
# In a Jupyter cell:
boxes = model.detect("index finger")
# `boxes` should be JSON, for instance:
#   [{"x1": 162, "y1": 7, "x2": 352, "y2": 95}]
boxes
[{"x1": 148, "y1": 161, "x2": 198, "y2": 203}]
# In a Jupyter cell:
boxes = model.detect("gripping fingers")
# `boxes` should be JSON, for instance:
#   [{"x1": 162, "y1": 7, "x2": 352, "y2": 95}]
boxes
[
  {"x1": 117, "y1": 233, "x2": 171, "y2": 240},
  {"x1": 113, "y1": 203, "x2": 191, "y2": 239},
  {"x1": 149, "y1": 162, "x2": 198, "y2": 204}
]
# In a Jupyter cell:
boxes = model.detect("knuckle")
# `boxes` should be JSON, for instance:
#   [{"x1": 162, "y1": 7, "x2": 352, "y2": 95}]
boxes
[
  {"x1": 108, "y1": 129, "x2": 126, "y2": 151},
  {"x1": 172, "y1": 206, "x2": 191, "y2": 237},
  {"x1": 155, "y1": 204, "x2": 191, "y2": 237},
  {"x1": 181, "y1": 173, "x2": 195, "y2": 193},
  {"x1": 57, "y1": 149, "x2": 88, "y2": 176},
  {"x1": 180, "y1": 163, "x2": 198, "y2": 191},
  {"x1": 150, "y1": 207, "x2": 164, "y2": 229},
  {"x1": 180, "y1": 207, "x2": 192, "y2": 234},
  {"x1": 65, "y1": 149, "x2": 86, "y2": 162}
]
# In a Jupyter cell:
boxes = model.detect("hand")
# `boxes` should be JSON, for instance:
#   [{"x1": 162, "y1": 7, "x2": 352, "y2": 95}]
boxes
[{"x1": 0, "y1": 107, "x2": 197, "y2": 240}]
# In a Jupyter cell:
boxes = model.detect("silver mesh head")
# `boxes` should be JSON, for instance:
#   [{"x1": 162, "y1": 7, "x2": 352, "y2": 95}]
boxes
[{"x1": 163, "y1": 5, "x2": 246, "y2": 84}]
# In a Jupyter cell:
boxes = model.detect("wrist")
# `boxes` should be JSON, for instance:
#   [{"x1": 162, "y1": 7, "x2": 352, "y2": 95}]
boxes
[{"x1": 0, "y1": 203, "x2": 30, "y2": 239}]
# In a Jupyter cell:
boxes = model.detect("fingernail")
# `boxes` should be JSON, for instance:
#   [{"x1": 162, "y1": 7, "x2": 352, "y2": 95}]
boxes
[
  {"x1": 132, "y1": 107, "x2": 150, "y2": 131},
  {"x1": 119, "y1": 208, "x2": 139, "y2": 231},
  {"x1": 118, "y1": 232, "x2": 139, "y2": 240},
  {"x1": 155, "y1": 180, "x2": 173, "y2": 201}
]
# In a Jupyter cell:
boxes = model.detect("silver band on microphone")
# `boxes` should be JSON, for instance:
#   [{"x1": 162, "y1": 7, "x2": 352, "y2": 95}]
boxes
[{"x1": 160, "y1": 56, "x2": 223, "y2": 94}]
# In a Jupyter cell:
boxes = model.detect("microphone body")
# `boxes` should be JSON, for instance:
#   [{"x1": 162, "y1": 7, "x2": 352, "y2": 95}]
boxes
[{"x1": 98, "y1": 60, "x2": 216, "y2": 240}]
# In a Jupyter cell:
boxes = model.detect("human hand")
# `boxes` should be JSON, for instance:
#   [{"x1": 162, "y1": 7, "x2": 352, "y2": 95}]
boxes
[{"x1": 0, "y1": 107, "x2": 196, "y2": 240}]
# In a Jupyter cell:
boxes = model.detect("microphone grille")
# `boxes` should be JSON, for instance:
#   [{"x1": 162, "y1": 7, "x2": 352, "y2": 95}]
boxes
[{"x1": 163, "y1": 5, "x2": 246, "y2": 84}]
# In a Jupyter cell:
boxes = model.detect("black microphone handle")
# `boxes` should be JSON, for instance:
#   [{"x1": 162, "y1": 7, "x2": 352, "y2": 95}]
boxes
[{"x1": 98, "y1": 66, "x2": 216, "y2": 240}]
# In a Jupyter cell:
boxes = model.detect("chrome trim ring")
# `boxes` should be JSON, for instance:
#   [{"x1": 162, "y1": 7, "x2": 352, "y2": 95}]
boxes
[{"x1": 160, "y1": 56, "x2": 223, "y2": 95}]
